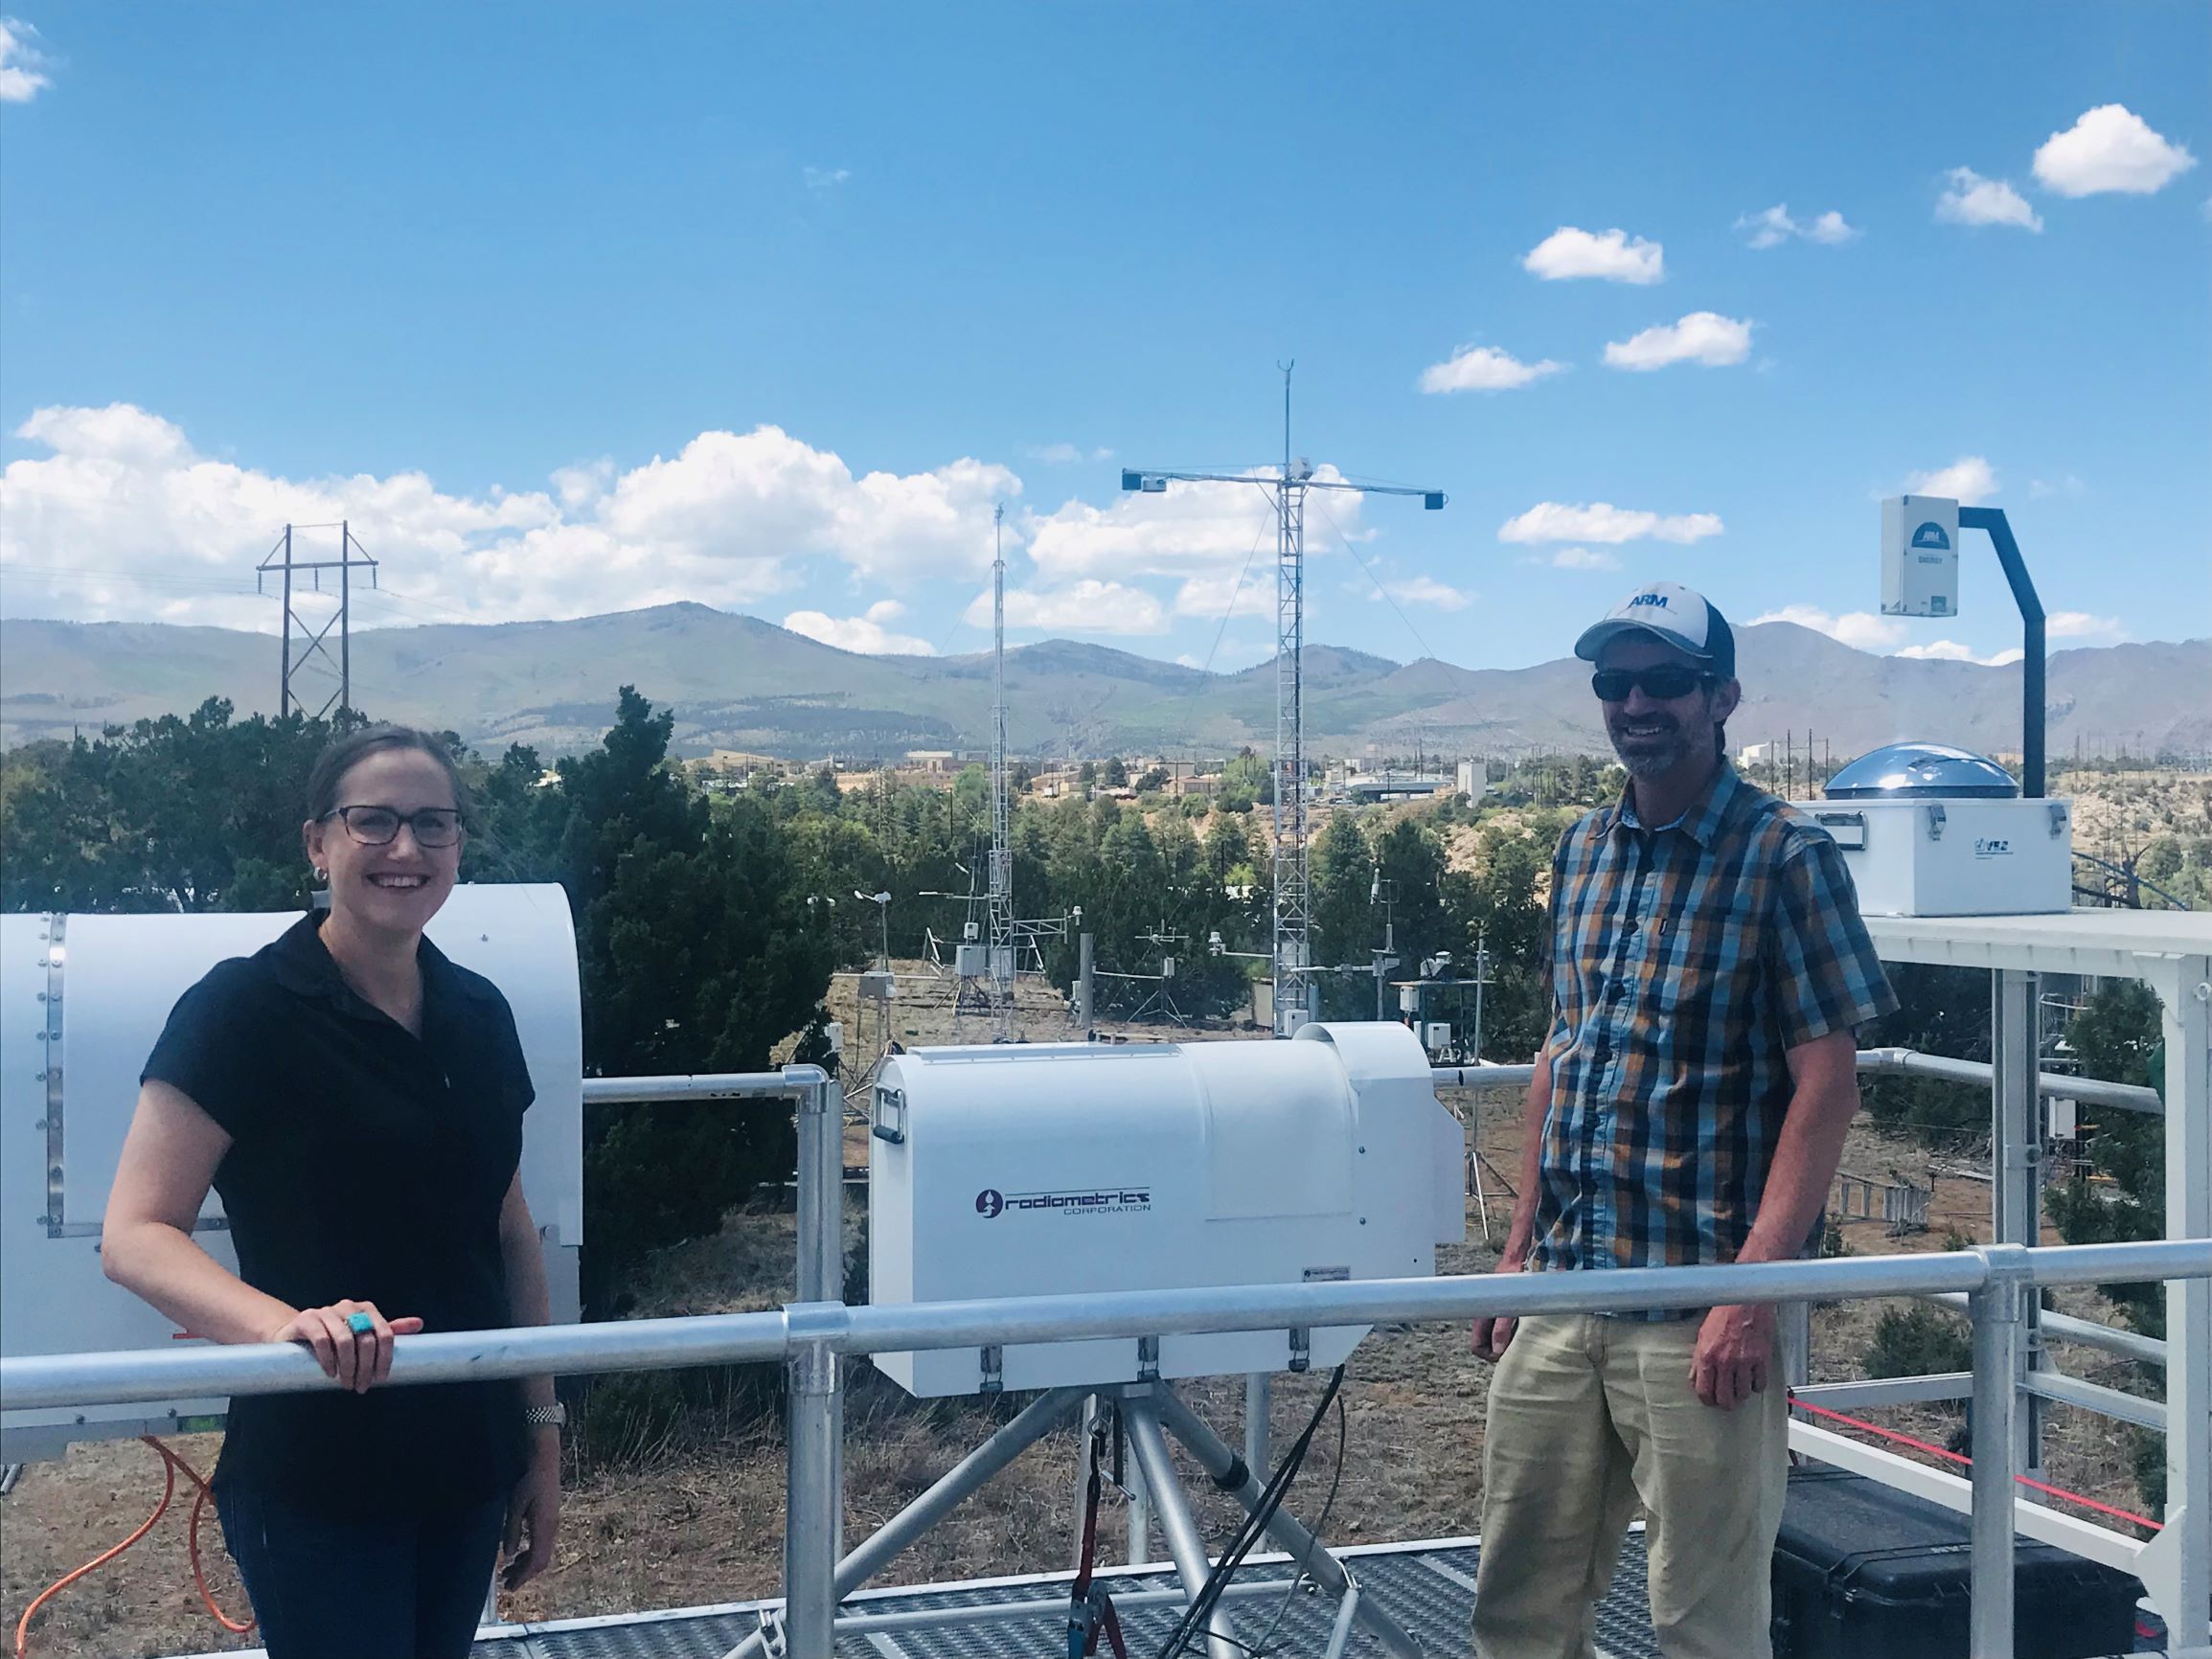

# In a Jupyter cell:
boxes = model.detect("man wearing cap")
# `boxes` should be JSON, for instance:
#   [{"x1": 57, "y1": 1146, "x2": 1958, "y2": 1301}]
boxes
[{"x1": 1469, "y1": 583, "x2": 1895, "y2": 1659}]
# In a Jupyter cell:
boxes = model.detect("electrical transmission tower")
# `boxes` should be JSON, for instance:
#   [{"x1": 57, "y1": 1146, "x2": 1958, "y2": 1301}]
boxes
[
  {"x1": 256, "y1": 521, "x2": 378, "y2": 719},
  {"x1": 1124, "y1": 367, "x2": 1445, "y2": 1035},
  {"x1": 987, "y1": 504, "x2": 1015, "y2": 1039}
]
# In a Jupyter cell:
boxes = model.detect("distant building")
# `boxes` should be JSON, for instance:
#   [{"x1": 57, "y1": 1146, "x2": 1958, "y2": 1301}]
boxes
[
  {"x1": 1455, "y1": 759, "x2": 1488, "y2": 798},
  {"x1": 1738, "y1": 742, "x2": 1774, "y2": 767},
  {"x1": 904, "y1": 750, "x2": 957, "y2": 774}
]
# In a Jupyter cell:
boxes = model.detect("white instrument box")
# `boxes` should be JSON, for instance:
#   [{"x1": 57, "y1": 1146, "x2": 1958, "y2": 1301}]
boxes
[{"x1": 867, "y1": 1022, "x2": 1464, "y2": 1398}]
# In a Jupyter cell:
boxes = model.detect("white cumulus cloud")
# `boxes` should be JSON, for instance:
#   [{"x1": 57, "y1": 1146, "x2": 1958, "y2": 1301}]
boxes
[
  {"x1": 0, "y1": 17, "x2": 52, "y2": 102},
  {"x1": 1521, "y1": 226, "x2": 1664, "y2": 284},
  {"x1": 1936, "y1": 168, "x2": 2043, "y2": 231},
  {"x1": 1737, "y1": 205, "x2": 1859, "y2": 248},
  {"x1": 1750, "y1": 604, "x2": 1907, "y2": 653},
  {"x1": 1418, "y1": 345, "x2": 1564, "y2": 394},
  {"x1": 1172, "y1": 572, "x2": 1273, "y2": 622},
  {"x1": 1603, "y1": 312, "x2": 1753, "y2": 371},
  {"x1": 1024, "y1": 467, "x2": 1365, "y2": 583},
  {"x1": 1378, "y1": 576, "x2": 1473, "y2": 611},
  {"x1": 2033, "y1": 104, "x2": 2196, "y2": 197},
  {"x1": 1893, "y1": 639, "x2": 2026, "y2": 666},
  {"x1": 1904, "y1": 455, "x2": 1998, "y2": 506},
  {"x1": 783, "y1": 601, "x2": 936, "y2": 656},
  {"x1": 1497, "y1": 502, "x2": 1723, "y2": 546},
  {"x1": 2047, "y1": 610, "x2": 2125, "y2": 640},
  {"x1": 968, "y1": 580, "x2": 1168, "y2": 635},
  {"x1": 0, "y1": 402, "x2": 1020, "y2": 629},
  {"x1": 1756, "y1": 605, "x2": 2040, "y2": 665}
]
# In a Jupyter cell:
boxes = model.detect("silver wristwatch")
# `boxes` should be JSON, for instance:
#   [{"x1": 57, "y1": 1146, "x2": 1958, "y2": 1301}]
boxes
[{"x1": 524, "y1": 1403, "x2": 567, "y2": 1429}]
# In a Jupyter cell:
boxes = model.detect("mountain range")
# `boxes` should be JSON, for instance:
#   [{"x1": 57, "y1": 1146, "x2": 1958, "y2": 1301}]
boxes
[{"x1": 2, "y1": 604, "x2": 2205, "y2": 763}]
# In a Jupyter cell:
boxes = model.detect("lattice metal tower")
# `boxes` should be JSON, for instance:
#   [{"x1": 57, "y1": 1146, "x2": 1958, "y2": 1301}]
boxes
[
  {"x1": 256, "y1": 521, "x2": 378, "y2": 719},
  {"x1": 987, "y1": 504, "x2": 1015, "y2": 1038},
  {"x1": 1124, "y1": 368, "x2": 1445, "y2": 1034}
]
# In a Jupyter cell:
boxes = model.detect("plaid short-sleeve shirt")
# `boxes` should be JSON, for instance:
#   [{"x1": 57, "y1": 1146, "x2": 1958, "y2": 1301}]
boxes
[{"x1": 1528, "y1": 763, "x2": 1896, "y2": 1307}]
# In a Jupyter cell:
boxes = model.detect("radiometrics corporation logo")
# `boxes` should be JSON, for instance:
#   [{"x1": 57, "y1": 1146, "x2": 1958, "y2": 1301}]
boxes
[{"x1": 973, "y1": 1184, "x2": 1151, "y2": 1219}]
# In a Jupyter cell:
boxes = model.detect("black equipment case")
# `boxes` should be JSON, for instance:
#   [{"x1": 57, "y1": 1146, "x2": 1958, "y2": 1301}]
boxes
[{"x1": 1770, "y1": 1467, "x2": 2146, "y2": 1659}]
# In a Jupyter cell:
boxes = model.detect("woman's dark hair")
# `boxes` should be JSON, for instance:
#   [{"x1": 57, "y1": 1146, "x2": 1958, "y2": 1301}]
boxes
[{"x1": 306, "y1": 725, "x2": 473, "y2": 823}]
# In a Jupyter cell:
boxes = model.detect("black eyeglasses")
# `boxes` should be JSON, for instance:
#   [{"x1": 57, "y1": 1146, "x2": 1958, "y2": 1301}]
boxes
[
  {"x1": 1590, "y1": 665, "x2": 1716, "y2": 702},
  {"x1": 323, "y1": 805, "x2": 464, "y2": 849}
]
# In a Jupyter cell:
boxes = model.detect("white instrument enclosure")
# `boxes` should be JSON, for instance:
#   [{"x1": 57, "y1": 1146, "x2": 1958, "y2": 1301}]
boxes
[
  {"x1": 1793, "y1": 798, "x2": 2073, "y2": 916},
  {"x1": 867, "y1": 1021, "x2": 1464, "y2": 1398},
  {"x1": 1, "y1": 885, "x2": 582, "y2": 1458}
]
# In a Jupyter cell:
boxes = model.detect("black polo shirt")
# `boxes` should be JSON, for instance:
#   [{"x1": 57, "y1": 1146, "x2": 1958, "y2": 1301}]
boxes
[{"x1": 141, "y1": 911, "x2": 535, "y2": 1516}]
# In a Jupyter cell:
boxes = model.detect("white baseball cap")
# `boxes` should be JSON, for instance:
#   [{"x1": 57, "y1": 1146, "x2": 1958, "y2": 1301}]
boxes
[{"x1": 1573, "y1": 580, "x2": 1737, "y2": 677}]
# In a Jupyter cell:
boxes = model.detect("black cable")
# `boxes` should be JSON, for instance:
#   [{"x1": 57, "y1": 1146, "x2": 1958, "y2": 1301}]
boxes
[
  {"x1": 1247, "y1": 1390, "x2": 1347, "y2": 1655},
  {"x1": 1201, "y1": 515, "x2": 1272, "y2": 674},
  {"x1": 1154, "y1": 1367, "x2": 1345, "y2": 1659},
  {"x1": 1186, "y1": 1376, "x2": 1332, "y2": 1643}
]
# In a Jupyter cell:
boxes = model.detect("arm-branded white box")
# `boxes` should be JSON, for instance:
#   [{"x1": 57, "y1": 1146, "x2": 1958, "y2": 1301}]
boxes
[{"x1": 1881, "y1": 494, "x2": 1961, "y2": 619}]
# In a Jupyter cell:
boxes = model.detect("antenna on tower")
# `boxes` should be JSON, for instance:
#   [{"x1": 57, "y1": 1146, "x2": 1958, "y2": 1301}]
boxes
[
  {"x1": 1122, "y1": 373, "x2": 1446, "y2": 1037},
  {"x1": 256, "y1": 521, "x2": 378, "y2": 720}
]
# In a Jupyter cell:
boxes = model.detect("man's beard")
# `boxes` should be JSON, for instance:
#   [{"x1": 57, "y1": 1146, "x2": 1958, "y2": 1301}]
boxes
[{"x1": 1609, "y1": 715, "x2": 1696, "y2": 780}]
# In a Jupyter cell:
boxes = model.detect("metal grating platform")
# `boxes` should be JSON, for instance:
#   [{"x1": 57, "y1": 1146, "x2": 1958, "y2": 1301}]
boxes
[
  {"x1": 459, "y1": 1534, "x2": 1664, "y2": 1659},
  {"x1": 165, "y1": 1526, "x2": 2176, "y2": 1659}
]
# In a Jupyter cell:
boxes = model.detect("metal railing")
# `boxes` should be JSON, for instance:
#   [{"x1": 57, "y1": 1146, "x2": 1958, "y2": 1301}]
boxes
[
  {"x1": 1429, "y1": 1047, "x2": 2167, "y2": 1115},
  {"x1": 5, "y1": 1063, "x2": 2205, "y2": 1659}
]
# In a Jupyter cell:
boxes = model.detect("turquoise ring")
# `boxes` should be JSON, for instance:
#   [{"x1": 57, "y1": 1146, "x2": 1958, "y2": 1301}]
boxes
[{"x1": 346, "y1": 1311, "x2": 376, "y2": 1335}]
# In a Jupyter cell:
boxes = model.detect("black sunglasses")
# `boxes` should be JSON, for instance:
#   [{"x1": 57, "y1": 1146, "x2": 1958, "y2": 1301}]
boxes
[
  {"x1": 1590, "y1": 665, "x2": 1716, "y2": 702},
  {"x1": 322, "y1": 805, "x2": 464, "y2": 849}
]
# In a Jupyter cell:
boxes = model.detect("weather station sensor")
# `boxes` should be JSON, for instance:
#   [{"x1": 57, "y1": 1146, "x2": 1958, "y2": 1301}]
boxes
[
  {"x1": 866, "y1": 1021, "x2": 1462, "y2": 1398},
  {"x1": 1881, "y1": 494, "x2": 1960, "y2": 619}
]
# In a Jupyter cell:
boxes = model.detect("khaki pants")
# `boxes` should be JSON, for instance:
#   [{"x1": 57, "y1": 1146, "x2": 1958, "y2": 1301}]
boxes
[{"x1": 1471, "y1": 1313, "x2": 1788, "y2": 1659}]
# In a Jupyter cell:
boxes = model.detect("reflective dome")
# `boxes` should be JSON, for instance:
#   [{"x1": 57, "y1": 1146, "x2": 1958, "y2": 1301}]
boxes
[{"x1": 1823, "y1": 741, "x2": 2019, "y2": 800}]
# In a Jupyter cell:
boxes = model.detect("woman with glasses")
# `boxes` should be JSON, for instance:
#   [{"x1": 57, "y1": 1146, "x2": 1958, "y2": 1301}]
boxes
[{"x1": 102, "y1": 725, "x2": 561, "y2": 1659}]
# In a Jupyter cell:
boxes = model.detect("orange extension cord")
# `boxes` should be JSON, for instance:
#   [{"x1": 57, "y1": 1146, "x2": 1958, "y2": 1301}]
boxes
[{"x1": 12, "y1": 1438, "x2": 252, "y2": 1659}]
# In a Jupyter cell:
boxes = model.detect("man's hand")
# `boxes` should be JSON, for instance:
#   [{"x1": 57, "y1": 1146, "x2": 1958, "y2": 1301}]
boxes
[
  {"x1": 1691, "y1": 1302, "x2": 1774, "y2": 1409},
  {"x1": 1471, "y1": 1253, "x2": 1524, "y2": 1363}
]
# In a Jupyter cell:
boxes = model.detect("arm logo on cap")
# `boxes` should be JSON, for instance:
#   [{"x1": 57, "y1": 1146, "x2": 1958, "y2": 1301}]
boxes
[{"x1": 1629, "y1": 592, "x2": 1671, "y2": 609}]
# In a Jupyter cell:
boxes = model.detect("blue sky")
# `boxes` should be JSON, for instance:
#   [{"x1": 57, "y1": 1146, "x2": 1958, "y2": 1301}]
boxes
[{"x1": 2, "y1": 3, "x2": 2206, "y2": 671}]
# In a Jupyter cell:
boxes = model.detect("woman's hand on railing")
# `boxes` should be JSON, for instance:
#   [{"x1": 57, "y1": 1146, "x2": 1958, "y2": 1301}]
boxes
[
  {"x1": 265, "y1": 1300, "x2": 422, "y2": 1394},
  {"x1": 502, "y1": 1437, "x2": 561, "y2": 1591}
]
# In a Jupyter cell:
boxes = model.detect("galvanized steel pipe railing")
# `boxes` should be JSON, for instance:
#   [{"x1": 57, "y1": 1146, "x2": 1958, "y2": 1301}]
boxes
[
  {"x1": 581, "y1": 1070, "x2": 809, "y2": 1104},
  {"x1": 1970, "y1": 1250, "x2": 2030, "y2": 1659},
  {"x1": 1432, "y1": 1049, "x2": 2164, "y2": 1115},
  {"x1": 8, "y1": 1239, "x2": 2210, "y2": 1659},
  {"x1": 1853, "y1": 1045, "x2": 2165, "y2": 1116},
  {"x1": 784, "y1": 1063, "x2": 846, "y2": 1658},
  {"x1": 1922, "y1": 1289, "x2": 2168, "y2": 1369},
  {"x1": 8, "y1": 1240, "x2": 2207, "y2": 1415}
]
